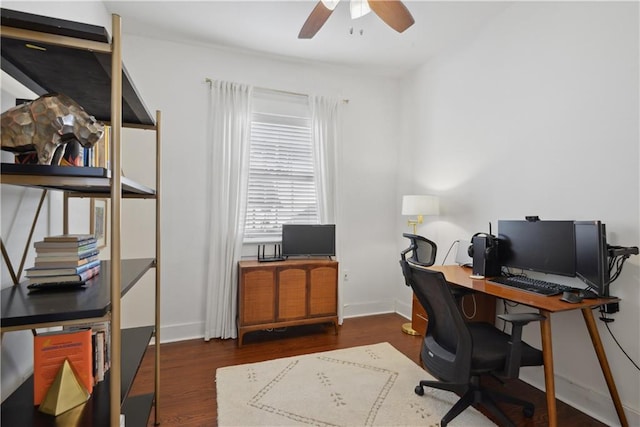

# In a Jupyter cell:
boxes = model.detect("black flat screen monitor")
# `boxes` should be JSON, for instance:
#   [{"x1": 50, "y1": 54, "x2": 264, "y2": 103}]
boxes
[
  {"x1": 281, "y1": 224, "x2": 335, "y2": 257},
  {"x1": 575, "y1": 221, "x2": 609, "y2": 297},
  {"x1": 498, "y1": 220, "x2": 575, "y2": 276}
]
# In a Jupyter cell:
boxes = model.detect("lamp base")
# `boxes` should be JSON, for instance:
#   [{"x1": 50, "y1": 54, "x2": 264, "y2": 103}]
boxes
[{"x1": 401, "y1": 322, "x2": 420, "y2": 336}]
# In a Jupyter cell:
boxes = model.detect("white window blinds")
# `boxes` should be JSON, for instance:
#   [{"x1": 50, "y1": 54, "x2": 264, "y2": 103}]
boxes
[{"x1": 244, "y1": 111, "x2": 319, "y2": 240}]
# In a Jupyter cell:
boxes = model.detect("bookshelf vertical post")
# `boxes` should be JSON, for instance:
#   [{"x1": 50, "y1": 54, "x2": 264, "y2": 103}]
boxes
[
  {"x1": 110, "y1": 13, "x2": 123, "y2": 427},
  {"x1": 154, "y1": 109, "x2": 162, "y2": 424}
]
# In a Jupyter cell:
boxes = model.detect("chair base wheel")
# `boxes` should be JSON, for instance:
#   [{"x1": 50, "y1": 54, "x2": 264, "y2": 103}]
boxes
[{"x1": 414, "y1": 385, "x2": 424, "y2": 396}]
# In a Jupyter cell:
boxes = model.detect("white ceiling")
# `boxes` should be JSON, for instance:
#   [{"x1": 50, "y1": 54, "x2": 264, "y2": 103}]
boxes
[{"x1": 104, "y1": 1, "x2": 511, "y2": 77}]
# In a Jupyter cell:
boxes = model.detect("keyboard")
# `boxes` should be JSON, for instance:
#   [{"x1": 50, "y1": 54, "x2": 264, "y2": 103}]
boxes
[{"x1": 489, "y1": 276, "x2": 574, "y2": 296}]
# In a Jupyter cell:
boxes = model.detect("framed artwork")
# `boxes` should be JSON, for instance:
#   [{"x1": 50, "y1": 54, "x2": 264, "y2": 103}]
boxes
[{"x1": 90, "y1": 199, "x2": 108, "y2": 249}]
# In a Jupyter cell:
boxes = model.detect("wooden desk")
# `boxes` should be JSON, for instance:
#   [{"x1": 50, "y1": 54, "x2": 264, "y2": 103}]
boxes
[{"x1": 429, "y1": 265, "x2": 628, "y2": 427}]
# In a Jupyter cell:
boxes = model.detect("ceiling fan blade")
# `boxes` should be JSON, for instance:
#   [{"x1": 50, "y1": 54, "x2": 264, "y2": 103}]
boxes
[
  {"x1": 368, "y1": 0, "x2": 415, "y2": 33},
  {"x1": 298, "y1": 2, "x2": 334, "y2": 39}
]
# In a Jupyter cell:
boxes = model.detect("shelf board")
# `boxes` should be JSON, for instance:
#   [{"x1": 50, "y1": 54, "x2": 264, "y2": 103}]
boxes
[
  {"x1": 0, "y1": 164, "x2": 156, "y2": 198},
  {"x1": 1, "y1": 258, "x2": 155, "y2": 330},
  {"x1": 0, "y1": 8, "x2": 155, "y2": 127},
  {"x1": 122, "y1": 394, "x2": 154, "y2": 427},
  {"x1": 0, "y1": 326, "x2": 155, "y2": 427}
]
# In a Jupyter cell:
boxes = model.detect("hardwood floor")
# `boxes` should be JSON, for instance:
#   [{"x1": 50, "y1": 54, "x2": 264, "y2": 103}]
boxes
[{"x1": 130, "y1": 313, "x2": 607, "y2": 427}]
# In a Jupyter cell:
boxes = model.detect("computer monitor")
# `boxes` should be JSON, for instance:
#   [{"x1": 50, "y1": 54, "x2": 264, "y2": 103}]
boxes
[
  {"x1": 281, "y1": 224, "x2": 336, "y2": 258},
  {"x1": 498, "y1": 220, "x2": 575, "y2": 276},
  {"x1": 574, "y1": 221, "x2": 610, "y2": 297}
]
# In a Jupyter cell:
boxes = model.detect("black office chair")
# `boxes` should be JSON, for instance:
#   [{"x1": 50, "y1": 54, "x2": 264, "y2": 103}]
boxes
[
  {"x1": 399, "y1": 260, "x2": 545, "y2": 427},
  {"x1": 401, "y1": 233, "x2": 472, "y2": 299},
  {"x1": 401, "y1": 233, "x2": 437, "y2": 267}
]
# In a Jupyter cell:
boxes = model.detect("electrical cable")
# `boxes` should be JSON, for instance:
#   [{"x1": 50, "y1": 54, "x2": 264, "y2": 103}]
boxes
[
  {"x1": 442, "y1": 240, "x2": 459, "y2": 265},
  {"x1": 501, "y1": 300, "x2": 510, "y2": 332},
  {"x1": 601, "y1": 318, "x2": 640, "y2": 371},
  {"x1": 461, "y1": 294, "x2": 477, "y2": 319},
  {"x1": 608, "y1": 255, "x2": 628, "y2": 284}
]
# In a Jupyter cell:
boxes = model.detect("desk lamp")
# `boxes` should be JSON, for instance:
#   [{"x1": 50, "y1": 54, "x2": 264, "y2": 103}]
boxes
[{"x1": 401, "y1": 195, "x2": 440, "y2": 234}]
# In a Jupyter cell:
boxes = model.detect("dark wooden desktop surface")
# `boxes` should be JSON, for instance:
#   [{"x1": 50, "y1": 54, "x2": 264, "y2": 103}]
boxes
[{"x1": 429, "y1": 265, "x2": 627, "y2": 427}]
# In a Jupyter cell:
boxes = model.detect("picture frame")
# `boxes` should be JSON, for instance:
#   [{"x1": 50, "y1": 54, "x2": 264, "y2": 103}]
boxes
[{"x1": 90, "y1": 199, "x2": 108, "y2": 249}]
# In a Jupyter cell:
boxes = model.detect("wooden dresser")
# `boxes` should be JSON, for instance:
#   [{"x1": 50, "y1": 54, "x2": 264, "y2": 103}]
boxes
[{"x1": 237, "y1": 259, "x2": 339, "y2": 346}]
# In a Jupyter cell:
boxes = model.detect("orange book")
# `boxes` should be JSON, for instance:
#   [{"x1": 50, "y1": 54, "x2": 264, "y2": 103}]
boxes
[{"x1": 33, "y1": 328, "x2": 93, "y2": 405}]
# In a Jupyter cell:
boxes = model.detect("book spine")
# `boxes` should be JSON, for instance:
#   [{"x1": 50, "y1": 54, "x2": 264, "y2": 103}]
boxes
[
  {"x1": 78, "y1": 265, "x2": 100, "y2": 282},
  {"x1": 26, "y1": 259, "x2": 101, "y2": 277},
  {"x1": 34, "y1": 255, "x2": 99, "y2": 268},
  {"x1": 43, "y1": 234, "x2": 95, "y2": 243},
  {"x1": 34, "y1": 240, "x2": 97, "y2": 249},
  {"x1": 34, "y1": 249, "x2": 100, "y2": 262},
  {"x1": 95, "y1": 331, "x2": 105, "y2": 382},
  {"x1": 35, "y1": 242, "x2": 98, "y2": 253}
]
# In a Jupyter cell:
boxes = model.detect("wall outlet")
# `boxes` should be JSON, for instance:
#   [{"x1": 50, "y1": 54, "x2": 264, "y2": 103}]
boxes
[{"x1": 343, "y1": 270, "x2": 350, "y2": 282}]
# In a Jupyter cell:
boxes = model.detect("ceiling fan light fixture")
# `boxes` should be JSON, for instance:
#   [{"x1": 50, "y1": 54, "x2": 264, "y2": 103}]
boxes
[
  {"x1": 321, "y1": 0, "x2": 340, "y2": 11},
  {"x1": 350, "y1": 0, "x2": 371, "y2": 19},
  {"x1": 299, "y1": 0, "x2": 414, "y2": 39}
]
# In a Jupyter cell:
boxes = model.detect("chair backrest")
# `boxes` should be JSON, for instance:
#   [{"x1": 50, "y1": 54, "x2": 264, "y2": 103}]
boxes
[
  {"x1": 400, "y1": 260, "x2": 472, "y2": 383},
  {"x1": 401, "y1": 233, "x2": 437, "y2": 267}
]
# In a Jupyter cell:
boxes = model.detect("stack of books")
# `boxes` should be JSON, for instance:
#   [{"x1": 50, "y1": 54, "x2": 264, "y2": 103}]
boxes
[{"x1": 26, "y1": 234, "x2": 100, "y2": 289}]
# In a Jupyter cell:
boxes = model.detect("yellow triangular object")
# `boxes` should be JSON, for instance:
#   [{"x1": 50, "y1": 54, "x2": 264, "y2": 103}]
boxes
[{"x1": 38, "y1": 359, "x2": 90, "y2": 416}]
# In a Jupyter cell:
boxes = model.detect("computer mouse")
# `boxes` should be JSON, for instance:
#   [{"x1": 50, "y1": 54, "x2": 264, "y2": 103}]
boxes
[
  {"x1": 577, "y1": 289, "x2": 599, "y2": 299},
  {"x1": 560, "y1": 291, "x2": 583, "y2": 304}
]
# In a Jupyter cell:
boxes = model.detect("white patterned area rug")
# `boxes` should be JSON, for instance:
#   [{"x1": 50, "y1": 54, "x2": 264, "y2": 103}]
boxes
[{"x1": 216, "y1": 342, "x2": 495, "y2": 426}]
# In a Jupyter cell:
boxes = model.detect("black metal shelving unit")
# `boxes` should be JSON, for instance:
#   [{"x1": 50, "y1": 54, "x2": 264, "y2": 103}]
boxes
[{"x1": 1, "y1": 8, "x2": 162, "y2": 427}]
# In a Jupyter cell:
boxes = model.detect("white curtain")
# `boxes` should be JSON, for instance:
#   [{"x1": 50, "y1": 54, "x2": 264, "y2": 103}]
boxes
[
  {"x1": 310, "y1": 96, "x2": 340, "y2": 224},
  {"x1": 204, "y1": 81, "x2": 253, "y2": 340}
]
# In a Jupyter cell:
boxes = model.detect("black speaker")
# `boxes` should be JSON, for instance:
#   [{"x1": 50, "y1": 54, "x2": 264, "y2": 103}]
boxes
[{"x1": 469, "y1": 234, "x2": 501, "y2": 277}]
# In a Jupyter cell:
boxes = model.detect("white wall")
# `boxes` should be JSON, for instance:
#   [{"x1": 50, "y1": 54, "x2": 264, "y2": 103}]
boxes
[
  {"x1": 2, "y1": 0, "x2": 403, "y2": 400},
  {"x1": 397, "y1": 2, "x2": 639, "y2": 425},
  {"x1": 4, "y1": 3, "x2": 637, "y2": 425},
  {"x1": 117, "y1": 33, "x2": 403, "y2": 341}
]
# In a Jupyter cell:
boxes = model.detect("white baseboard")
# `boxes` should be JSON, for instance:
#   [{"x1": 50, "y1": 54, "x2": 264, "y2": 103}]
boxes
[
  {"x1": 394, "y1": 298, "x2": 411, "y2": 320},
  {"x1": 157, "y1": 301, "x2": 410, "y2": 343},
  {"x1": 520, "y1": 370, "x2": 639, "y2": 427},
  {"x1": 159, "y1": 322, "x2": 205, "y2": 343},
  {"x1": 341, "y1": 301, "x2": 395, "y2": 318}
]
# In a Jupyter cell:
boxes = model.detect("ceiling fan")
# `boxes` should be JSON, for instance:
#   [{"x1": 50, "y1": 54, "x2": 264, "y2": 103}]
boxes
[{"x1": 298, "y1": 0, "x2": 415, "y2": 39}]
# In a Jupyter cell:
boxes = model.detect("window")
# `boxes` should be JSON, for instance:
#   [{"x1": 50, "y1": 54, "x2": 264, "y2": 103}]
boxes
[{"x1": 244, "y1": 109, "x2": 319, "y2": 241}]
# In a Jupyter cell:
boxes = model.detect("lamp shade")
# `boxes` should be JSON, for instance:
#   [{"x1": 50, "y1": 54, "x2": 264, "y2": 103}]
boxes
[
  {"x1": 402, "y1": 195, "x2": 440, "y2": 216},
  {"x1": 321, "y1": 0, "x2": 340, "y2": 10}
]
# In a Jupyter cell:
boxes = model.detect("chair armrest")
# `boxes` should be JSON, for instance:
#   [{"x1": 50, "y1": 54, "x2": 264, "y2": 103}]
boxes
[
  {"x1": 498, "y1": 313, "x2": 546, "y2": 326},
  {"x1": 497, "y1": 313, "x2": 545, "y2": 378}
]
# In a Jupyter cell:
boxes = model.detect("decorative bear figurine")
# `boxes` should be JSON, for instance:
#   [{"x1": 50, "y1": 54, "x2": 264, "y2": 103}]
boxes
[{"x1": 1, "y1": 93, "x2": 104, "y2": 165}]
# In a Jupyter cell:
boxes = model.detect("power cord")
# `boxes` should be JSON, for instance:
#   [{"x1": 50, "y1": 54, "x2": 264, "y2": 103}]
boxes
[
  {"x1": 460, "y1": 294, "x2": 477, "y2": 320},
  {"x1": 442, "y1": 239, "x2": 459, "y2": 265},
  {"x1": 601, "y1": 318, "x2": 640, "y2": 371},
  {"x1": 607, "y1": 245, "x2": 638, "y2": 284}
]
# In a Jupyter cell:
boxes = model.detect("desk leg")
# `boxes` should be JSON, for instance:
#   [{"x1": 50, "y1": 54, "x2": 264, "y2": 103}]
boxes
[
  {"x1": 539, "y1": 309, "x2": 557, "y2": 427},
  {"x1": 582, "y1": 308, "x2": 629, "y2": 427}
]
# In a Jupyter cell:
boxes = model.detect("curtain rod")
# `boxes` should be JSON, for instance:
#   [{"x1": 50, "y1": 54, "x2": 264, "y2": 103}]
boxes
[{"x1": 204, "y1": 78, "x2": 348, "y2": 104}]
